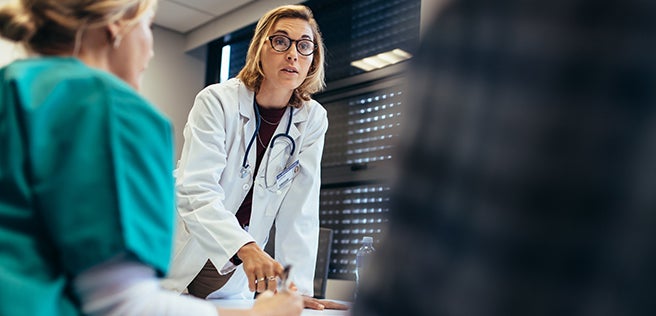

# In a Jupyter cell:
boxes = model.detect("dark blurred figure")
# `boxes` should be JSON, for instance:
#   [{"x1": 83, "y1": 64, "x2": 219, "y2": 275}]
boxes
[{"x1": 353, "y1": 0, "x2": 656, "y2": 315}]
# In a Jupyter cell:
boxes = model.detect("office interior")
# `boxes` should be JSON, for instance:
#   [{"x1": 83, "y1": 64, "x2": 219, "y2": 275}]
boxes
[{"x1": 0, "y1": 0, "x2": 439, "y2": 301}]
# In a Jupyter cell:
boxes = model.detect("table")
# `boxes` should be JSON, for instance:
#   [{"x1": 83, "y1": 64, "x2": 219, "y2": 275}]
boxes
[{"x1": 211, "y1": 299, "x2": 351, "y2": 315}]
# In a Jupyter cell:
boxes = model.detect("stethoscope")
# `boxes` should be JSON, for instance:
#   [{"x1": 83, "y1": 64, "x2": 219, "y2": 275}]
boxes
[{"x1": 240, "y1": 98, "x2": 296, "y2": 178}]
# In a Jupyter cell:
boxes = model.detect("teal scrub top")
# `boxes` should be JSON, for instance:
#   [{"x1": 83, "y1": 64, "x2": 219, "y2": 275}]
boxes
[{"x1": 0, "y1": 57, "x2": 175, "y2": 315}]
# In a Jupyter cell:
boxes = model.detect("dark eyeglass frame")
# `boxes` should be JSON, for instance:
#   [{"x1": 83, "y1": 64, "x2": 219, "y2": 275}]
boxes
[{"x1": 267, "y1": 35, "x2": 317, "y2": 56}]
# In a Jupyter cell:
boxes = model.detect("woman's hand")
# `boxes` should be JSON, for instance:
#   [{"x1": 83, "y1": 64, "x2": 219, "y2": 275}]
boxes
[
  {"x1": 302, "y1": 295, "x2": 350, "y2": 310},
  {"x1": 237, "y1": 242, "x2": 284, "y2": 292}
]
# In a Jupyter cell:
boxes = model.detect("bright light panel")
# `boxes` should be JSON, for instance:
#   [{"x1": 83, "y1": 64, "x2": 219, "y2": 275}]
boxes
[{"x1": 350, "y1": 48, "x2": 412, "y2": 72}]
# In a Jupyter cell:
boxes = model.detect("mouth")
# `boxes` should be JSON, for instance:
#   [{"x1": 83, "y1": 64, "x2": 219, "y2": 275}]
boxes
[{"x1": 281, "y1": 67, "x2": 298, "y2": 74}]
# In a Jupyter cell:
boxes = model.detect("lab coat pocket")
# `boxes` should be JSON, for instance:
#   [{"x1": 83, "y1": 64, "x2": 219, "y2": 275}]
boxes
[
  {"x1": 264, "y1": 196, "x2": 282, "y2": 217},
  {"x1": 264, "y1": 164, "x2": 300, "y2": 217}
]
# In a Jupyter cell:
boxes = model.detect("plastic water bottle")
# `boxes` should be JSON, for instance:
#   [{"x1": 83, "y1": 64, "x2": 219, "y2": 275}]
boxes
[{"x1": 354, "y1": 236, "x2": 375, "y2": 300}]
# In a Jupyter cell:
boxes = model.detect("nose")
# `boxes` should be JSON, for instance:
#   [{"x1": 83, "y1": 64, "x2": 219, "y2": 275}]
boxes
[{"x1": 286, "y1": 44, "x2": 298, "y2": 61}]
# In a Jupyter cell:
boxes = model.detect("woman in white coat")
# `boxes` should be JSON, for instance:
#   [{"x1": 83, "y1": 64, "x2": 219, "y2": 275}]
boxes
[{"x1": 161, "y1": 5, "x2": 343, "y2": 310}]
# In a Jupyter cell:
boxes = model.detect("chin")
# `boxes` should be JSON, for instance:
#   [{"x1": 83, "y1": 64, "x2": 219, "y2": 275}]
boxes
[{"x1": 283, "y1": 80, "x2": 303, "y2": 91}]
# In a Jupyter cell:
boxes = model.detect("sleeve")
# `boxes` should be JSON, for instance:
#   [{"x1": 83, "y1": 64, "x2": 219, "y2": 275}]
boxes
[
  {"x1": 175, "y1": 86, "x2": 254, "y2": 271},
  {"x1": 73, "y1": 254, "x2": 218, "y2": 316},
  {"x1": 274, "y1": 103, "x2": 328, "y2": 296},
  {"x1": 32, "y1": 78, "x2": 175, "y2": 277}
]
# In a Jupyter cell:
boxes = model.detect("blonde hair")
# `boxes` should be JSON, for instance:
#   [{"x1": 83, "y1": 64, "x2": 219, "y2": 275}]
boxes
[
  {"x1": 0, "y1": 0, "x2": 157, "y2": 55},
  {"x1": 237, "y1": 4, "x2": 326, "y2": 108}
]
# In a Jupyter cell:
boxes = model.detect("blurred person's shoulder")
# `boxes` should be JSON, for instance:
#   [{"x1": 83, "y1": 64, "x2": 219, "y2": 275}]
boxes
[
  {"x1": 6, "y1": 56, "x2": 167, "y2": 124},
  {"x1": 5, "y1": 56, "x2": 146, "y2": 104}
]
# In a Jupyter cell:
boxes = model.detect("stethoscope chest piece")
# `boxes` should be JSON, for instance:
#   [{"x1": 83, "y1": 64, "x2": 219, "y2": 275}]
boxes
[{"x1": 240, "y1": 165, "x2": 250, "y2": 178}]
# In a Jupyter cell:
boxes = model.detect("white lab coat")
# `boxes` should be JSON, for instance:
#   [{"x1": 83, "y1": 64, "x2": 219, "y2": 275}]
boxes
[{"x1": 161, "y1": 78, "x2": 327, "y2": 299}]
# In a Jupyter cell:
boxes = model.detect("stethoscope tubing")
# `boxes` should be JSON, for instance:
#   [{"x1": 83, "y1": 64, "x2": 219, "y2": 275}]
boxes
[{"x1": 241, "y1": 98, "x2": 295, "y2": 177}]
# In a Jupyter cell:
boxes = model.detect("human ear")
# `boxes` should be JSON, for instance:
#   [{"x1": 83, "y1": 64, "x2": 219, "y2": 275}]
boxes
[{"x1": 106, "y1": 21, "x2": 124, "y2": 49}]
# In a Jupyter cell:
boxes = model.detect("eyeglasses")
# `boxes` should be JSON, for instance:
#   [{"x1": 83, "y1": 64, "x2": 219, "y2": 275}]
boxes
[{"x1": 268, "y1": 35, "x2": 317, "y2": 56}]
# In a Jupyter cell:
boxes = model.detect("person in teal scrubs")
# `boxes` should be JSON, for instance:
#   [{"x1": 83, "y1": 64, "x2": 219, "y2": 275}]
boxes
[{"x1": 0, "y1": 0, "x2": 302, "y2": 315}]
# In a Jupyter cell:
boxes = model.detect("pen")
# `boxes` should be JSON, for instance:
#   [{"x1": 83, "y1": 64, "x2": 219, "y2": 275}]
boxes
[{"x1": 278, "y1": 265, "x2": 292, "y2": 293}]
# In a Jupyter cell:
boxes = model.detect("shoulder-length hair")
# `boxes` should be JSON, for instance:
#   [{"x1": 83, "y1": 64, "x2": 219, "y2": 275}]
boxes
[{"x1": 236, "y1": 5, "x2": 326, "y2": 108}]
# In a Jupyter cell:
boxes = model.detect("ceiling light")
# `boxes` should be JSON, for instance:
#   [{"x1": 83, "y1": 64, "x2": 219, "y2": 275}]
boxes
[
  {"x1": 350, "y1": 60, "x2": 377, "y2": 72},
  {"x1": 350, "y1": 48, "x2": 412, "y2": 72}
]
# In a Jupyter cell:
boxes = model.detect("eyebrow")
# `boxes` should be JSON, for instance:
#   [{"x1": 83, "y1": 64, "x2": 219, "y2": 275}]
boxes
[{"x1": 272, "y1": 30, "x2": 312, "y2": 40}]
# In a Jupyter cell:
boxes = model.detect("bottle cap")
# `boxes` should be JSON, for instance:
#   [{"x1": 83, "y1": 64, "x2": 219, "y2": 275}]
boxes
[{"x1": 362, "y1": 236, "x2": 373, "y2": 244}]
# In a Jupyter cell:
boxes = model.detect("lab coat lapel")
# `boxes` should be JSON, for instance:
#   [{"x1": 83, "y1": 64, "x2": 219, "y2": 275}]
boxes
[
  {"x1": 288, "y1": 105, "x2": 305, "y2": 146},
  {"x1": 238, "y1": 86, "x2": 257, "y2": 173}
]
